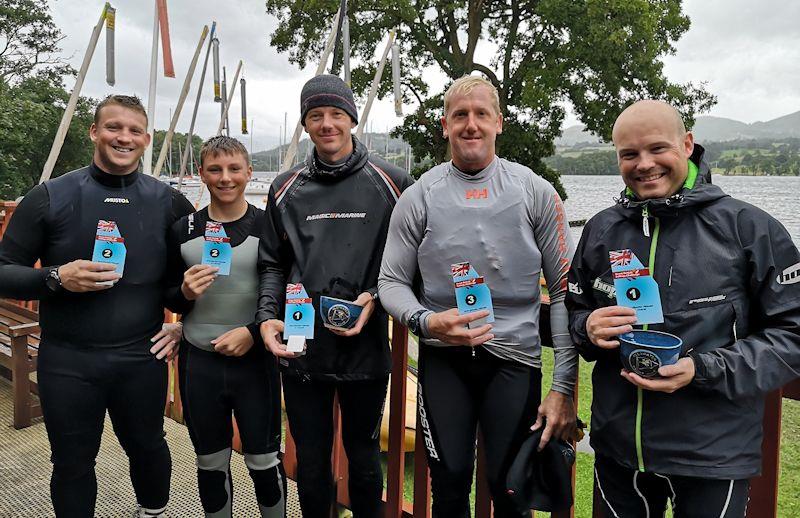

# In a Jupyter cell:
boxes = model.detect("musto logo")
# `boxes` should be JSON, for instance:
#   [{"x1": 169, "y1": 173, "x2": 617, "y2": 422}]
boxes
[
  {"x1": 327, "y1": 304, "x2": 351, "y2": 328},
  {"x1": 628, "y1": 350, "x2": 661, "y2": 378}
]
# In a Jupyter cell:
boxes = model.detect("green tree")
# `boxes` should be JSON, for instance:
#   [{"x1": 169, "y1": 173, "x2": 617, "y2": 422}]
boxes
[
  {"x1": 0, "y1": 75, "x2": 96, "y2": 199},
  {"x1": 0, "y1": 0, "x2": 73, "y2": 83},
  {"x1": 265, "y1": 0, "x2": 715, "y2": 197},
  {"x1": 150, "y1": 131, "x2": 205, "y2": 176},
  {"x1": 0, "y1": 0, "x2": 97, "y2": 200}
]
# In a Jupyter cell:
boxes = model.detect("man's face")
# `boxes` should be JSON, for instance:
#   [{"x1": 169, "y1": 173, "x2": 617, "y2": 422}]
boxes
[
  {"x1": 304, "y1": 106, "x2": 355, "y2": 163},
  {"x1": 90, "y1": 105, "x2": 150, "y2": 175},
  {"x1": 614, "y1": 116, "x2": 694, "y2": 200},
  {"x1": 199, "y1": 151, "x2": 252, "y2": 206},
  {"x1": 441, "y1": 86, "x2": 503, "y2": 171}
]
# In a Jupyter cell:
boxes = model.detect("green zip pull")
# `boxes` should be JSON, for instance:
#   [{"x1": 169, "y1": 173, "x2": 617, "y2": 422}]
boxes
[{"x1": 642, "y1": 205, "x2": 650, "y2": 237}]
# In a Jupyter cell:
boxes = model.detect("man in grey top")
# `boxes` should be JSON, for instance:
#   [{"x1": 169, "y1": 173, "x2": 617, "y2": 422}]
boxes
[{"x1": 378, "y1": 75, "x2": 578, "y2": 517}]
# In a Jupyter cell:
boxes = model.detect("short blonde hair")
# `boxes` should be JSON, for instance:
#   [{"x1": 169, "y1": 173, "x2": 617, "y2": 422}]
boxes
[{"x1": 444, "y1": 75, "x2": 501, "y2": 116}]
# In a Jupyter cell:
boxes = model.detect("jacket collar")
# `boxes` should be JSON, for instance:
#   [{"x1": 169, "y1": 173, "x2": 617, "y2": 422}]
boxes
[
  {"x1": 305, "y1": 136, "x2": 369, "y2": 181},
  {"x1": 616, "y1": 144, "x2": 727, "y2": 217}
]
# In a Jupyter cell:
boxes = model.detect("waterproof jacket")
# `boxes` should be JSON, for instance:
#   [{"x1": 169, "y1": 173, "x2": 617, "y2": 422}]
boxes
[
  {"x1": 566, "y1": 146, "x2": 800, "y2": 478},
  {"x1": 257, "y1": 137, "x2": 414, "y2": 380}
]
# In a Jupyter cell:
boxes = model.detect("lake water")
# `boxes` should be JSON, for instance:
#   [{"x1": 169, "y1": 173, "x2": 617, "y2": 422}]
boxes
[
  {"x1": 561, "y1": 175, "x2": 800, "y2": 244},
  {"x1": 182, "y1": 172, "x2": 800, "y2": 245}
]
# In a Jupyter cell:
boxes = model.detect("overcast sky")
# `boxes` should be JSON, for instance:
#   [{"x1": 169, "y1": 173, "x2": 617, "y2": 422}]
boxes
[{"x1": 49, "y1": 0, "x2": 800, "y2": 153}]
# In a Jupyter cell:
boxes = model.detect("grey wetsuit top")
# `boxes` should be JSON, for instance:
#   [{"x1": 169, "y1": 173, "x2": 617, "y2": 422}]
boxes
[{"x1": 378, "y1": 157, "x2": 578, "y2": 395}]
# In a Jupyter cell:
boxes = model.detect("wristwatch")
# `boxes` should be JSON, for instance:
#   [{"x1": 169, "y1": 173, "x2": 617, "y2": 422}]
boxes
[
  {"x1": 45, "y1": 266, "x2": 63, "y2": 293},
  {"x1": 407, "y1": 309, "x2": 427, "y2": 336}
]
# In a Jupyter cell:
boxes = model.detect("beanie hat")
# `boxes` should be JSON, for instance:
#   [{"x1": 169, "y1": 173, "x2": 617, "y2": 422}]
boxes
[{"x1": 300, "y1": 75, "x2": 359, "y2": 126}]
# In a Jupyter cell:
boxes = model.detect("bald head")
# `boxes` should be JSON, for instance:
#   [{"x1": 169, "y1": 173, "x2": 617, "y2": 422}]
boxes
[
  {"x1": 612, "y1": 100, "x2": 686, "y2": 144},
  {"x1": 611, "y1": 100, "x2": 695, "y2": 200}
]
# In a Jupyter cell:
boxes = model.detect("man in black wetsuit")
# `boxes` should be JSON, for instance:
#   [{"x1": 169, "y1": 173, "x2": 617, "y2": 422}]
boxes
[
  {"x1": 257, "y1": 75, "x2": 414, "y2": 517},
  {"x1": 0, "y1": 95, "x2": 194, "y2": 517}
]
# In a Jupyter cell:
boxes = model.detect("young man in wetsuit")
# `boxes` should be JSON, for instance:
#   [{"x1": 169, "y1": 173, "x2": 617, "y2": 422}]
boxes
[
  {"x1": 257, "y1": 74, "x2": 414, "y2": 517},
  {"x1": 165, "y1": 136, "x2": 284, "y2": 518},
  {"x1": 378, "y1": 75, "x2": 578, "y2": 517},
  {"x1": 566, "y1": 100, "x2": 800, "y2": 517},
  {"x1": 0, "y1": 95, "x2": 194, "y2": 517}
]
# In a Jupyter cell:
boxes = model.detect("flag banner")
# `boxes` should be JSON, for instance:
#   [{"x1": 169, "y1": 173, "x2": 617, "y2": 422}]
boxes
[
  {"x1": 156, "y1": 0, "x2": 175, "y2": 77},
  {"x1": 240, "y1": 77, "x2": 248, "y2": 134},
  {"x1": 221, "y1": 66, "x2": 228, "y2": 133},
  {"x1": 212, "y1": 38, "x2": 221, "y2": 101},
  {"x1": 342, "y1": 16, "x2": 351, "y2": 85},
  {"x1": 105, "y1": 5, "x2": 116, "y2": 86},
  {"x1": 392, "y1": 41, "x2": 402, "y2": 116}
]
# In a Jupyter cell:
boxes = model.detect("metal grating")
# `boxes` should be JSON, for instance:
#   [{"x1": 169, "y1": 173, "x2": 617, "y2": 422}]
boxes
[{"x1": 0, "y1": 379, "x2": 302, "y2": 517}]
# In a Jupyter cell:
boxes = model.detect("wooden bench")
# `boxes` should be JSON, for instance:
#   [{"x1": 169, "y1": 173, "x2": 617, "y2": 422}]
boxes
[{"x1": 0, "y1": 300, "x2": 42, "y2": 429}]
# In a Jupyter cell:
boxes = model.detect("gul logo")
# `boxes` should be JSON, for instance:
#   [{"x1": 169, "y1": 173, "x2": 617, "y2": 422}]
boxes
[
  {"x1": 777, "y1": 262, "x2": 800, "y2": 285},
  {"x1": 592, "y1": 278, "x2": 616, "y2": 299},
  {"x1": 568, "y1": 281, "x2": 583, "y2": 295},
  {"x1": 465, "y1": 188, "x2": 488, "y2": 200},
  {"x1": 103, "y1": 197, "x2": 129, "y2": 204}
]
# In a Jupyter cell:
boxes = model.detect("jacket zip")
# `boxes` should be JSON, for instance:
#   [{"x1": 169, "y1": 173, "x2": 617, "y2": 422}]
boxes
[{"x1": 635, "y1": 208, "x2": 660, "y2": 472}]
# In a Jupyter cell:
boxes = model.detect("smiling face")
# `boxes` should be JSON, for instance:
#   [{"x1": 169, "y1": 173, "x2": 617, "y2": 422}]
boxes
[
  {"x1": 199, "y1": 150, "x2": 252, "y2": 206},
  {"x1": 304, "y1": 106, "x2": 355, "y2": 163},
  {"x1": 90, "y1": 104, "x2": 150, "y2": 175},
  {"x1": 612, "y1": 101, "x2": 694, "y2": 200},
  {"x1": 441, "y1": 85, "x2": 503, "y2": 171}
]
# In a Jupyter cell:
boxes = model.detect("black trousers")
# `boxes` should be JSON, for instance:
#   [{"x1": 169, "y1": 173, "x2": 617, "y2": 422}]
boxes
[
  {"x1": 37, "y1": 341, "x2": 171, "y2": 517},
  {"x1": 594, "y1": 455, "x2": 750, "y2": 518},
  {"x1": 178, "y1": 340, "x2": 284, "y2": 516},
  {"x1": 282, "y1": 373, "x2": 388, "y2": 518},
  {"x1": 418, "y1": 344, "x2": 542, "y2": 518}
]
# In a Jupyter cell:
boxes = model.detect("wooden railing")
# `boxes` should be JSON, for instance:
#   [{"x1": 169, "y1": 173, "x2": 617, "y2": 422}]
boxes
[{"x1": 2, "y1": 199, "x2": 798, "y2": 517}]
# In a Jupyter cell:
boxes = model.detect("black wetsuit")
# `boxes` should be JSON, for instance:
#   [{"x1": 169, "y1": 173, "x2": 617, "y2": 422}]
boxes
[
  {"x1": 0, "y1": 164, "x2": 193, "y2": 516},
  {"x1": 166, "y1": 205, "x2": 284, "y2": 518},
  {"x1": 257, "y1": 138, "x2": 414, "y2": 517}
]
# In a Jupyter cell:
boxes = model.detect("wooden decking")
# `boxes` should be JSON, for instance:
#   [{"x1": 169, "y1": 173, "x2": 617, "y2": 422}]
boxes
[{"x1": 0, "y1": 380, "x2": 303, "y2": 517}]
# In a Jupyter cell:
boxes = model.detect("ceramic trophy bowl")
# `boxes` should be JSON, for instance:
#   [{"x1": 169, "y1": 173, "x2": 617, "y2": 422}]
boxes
[{"x1": 619, "y1": 330, "x2": 682, "y2": 379}]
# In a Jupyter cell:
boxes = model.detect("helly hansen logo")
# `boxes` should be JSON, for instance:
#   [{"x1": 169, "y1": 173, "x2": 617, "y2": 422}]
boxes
[
  {"x1": 103, "y1": 197, "x2": 129, "y2": 204},
  {"x1": 465, "y1": 188, "x2": 488, "y2": 200},
  {"x1": 777, "y1": 262, "x2": 800, "y2": 285}
]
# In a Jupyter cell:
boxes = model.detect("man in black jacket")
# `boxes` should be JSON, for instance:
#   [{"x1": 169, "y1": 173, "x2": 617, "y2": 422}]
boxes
[
  {"x1": 0, "y1": 95, "x2": 193, "y2": 517},
  {"x1": 566, "y1": 100, "x2": 800, "y2": 517},
  {"x1": 257, "y1": 75, "x2": 414, "y2": 517}
]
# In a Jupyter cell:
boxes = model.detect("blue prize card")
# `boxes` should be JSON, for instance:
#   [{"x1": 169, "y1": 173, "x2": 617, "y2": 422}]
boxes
[
  {"x1": 92, "y1": 220, "x2": 126, "y2": 279},
  {"x1": 451, "y1": 262, "x2": 495, "y2": 329},
  {"x1": 284, "y1": 283, "x2": 315, "y2": 341},
  {"x1": 609, "y1": 249, "x2": 664, "y2": 325},
  {"x1": 202, "y1": 222, "x2": 232, "y2": 275}
]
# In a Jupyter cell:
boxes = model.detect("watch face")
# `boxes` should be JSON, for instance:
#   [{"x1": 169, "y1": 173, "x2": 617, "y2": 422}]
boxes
[{"x1": 46, "y1": 269, "x2": 61, "y2": 291}]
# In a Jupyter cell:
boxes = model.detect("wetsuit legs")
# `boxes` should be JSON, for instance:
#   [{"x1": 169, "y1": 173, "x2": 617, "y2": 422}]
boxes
[
  {"x1": 594, "y1": 455, "x2": 750, "y2": 518},
  {"x1": 179, "y1": 342, "x2": 284, "y2": 517},
  {"x1": 282, "y1": 375, "x2": 388, "y2": 518},
  {"x1": 107, "y1": 352, "x2": 171, "y2": 512},
  {"x1": 38, "y1": 342, "x2": 171, "y2": 517},
  {"x1": 418, "y1": 344, "x2": 541, "y2": 518},
  {"x1": 39, "y1": 345, "x2": 105, "y2": 517}
]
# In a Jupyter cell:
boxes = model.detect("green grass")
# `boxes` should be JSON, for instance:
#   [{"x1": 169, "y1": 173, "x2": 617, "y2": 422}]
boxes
[{"x1": 380, "y1": 348, "x2": 800, "y2": 517}]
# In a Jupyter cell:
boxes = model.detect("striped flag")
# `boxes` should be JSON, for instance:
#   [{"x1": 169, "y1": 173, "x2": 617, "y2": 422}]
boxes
[
  {"x1": 156, "y1": 0, "x2": 175, "y2": 77},
  {"x1": 104, "y1": 5, "x2": 116, "y2": 86},
  {"x1": 240, "y1": 77, "x2": 248, "y2": 134}
]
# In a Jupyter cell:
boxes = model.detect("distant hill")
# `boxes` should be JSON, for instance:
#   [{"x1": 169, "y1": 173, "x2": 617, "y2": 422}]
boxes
[{"x1": 555, "y1": 109, "x2": 800, "y2": 146}]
